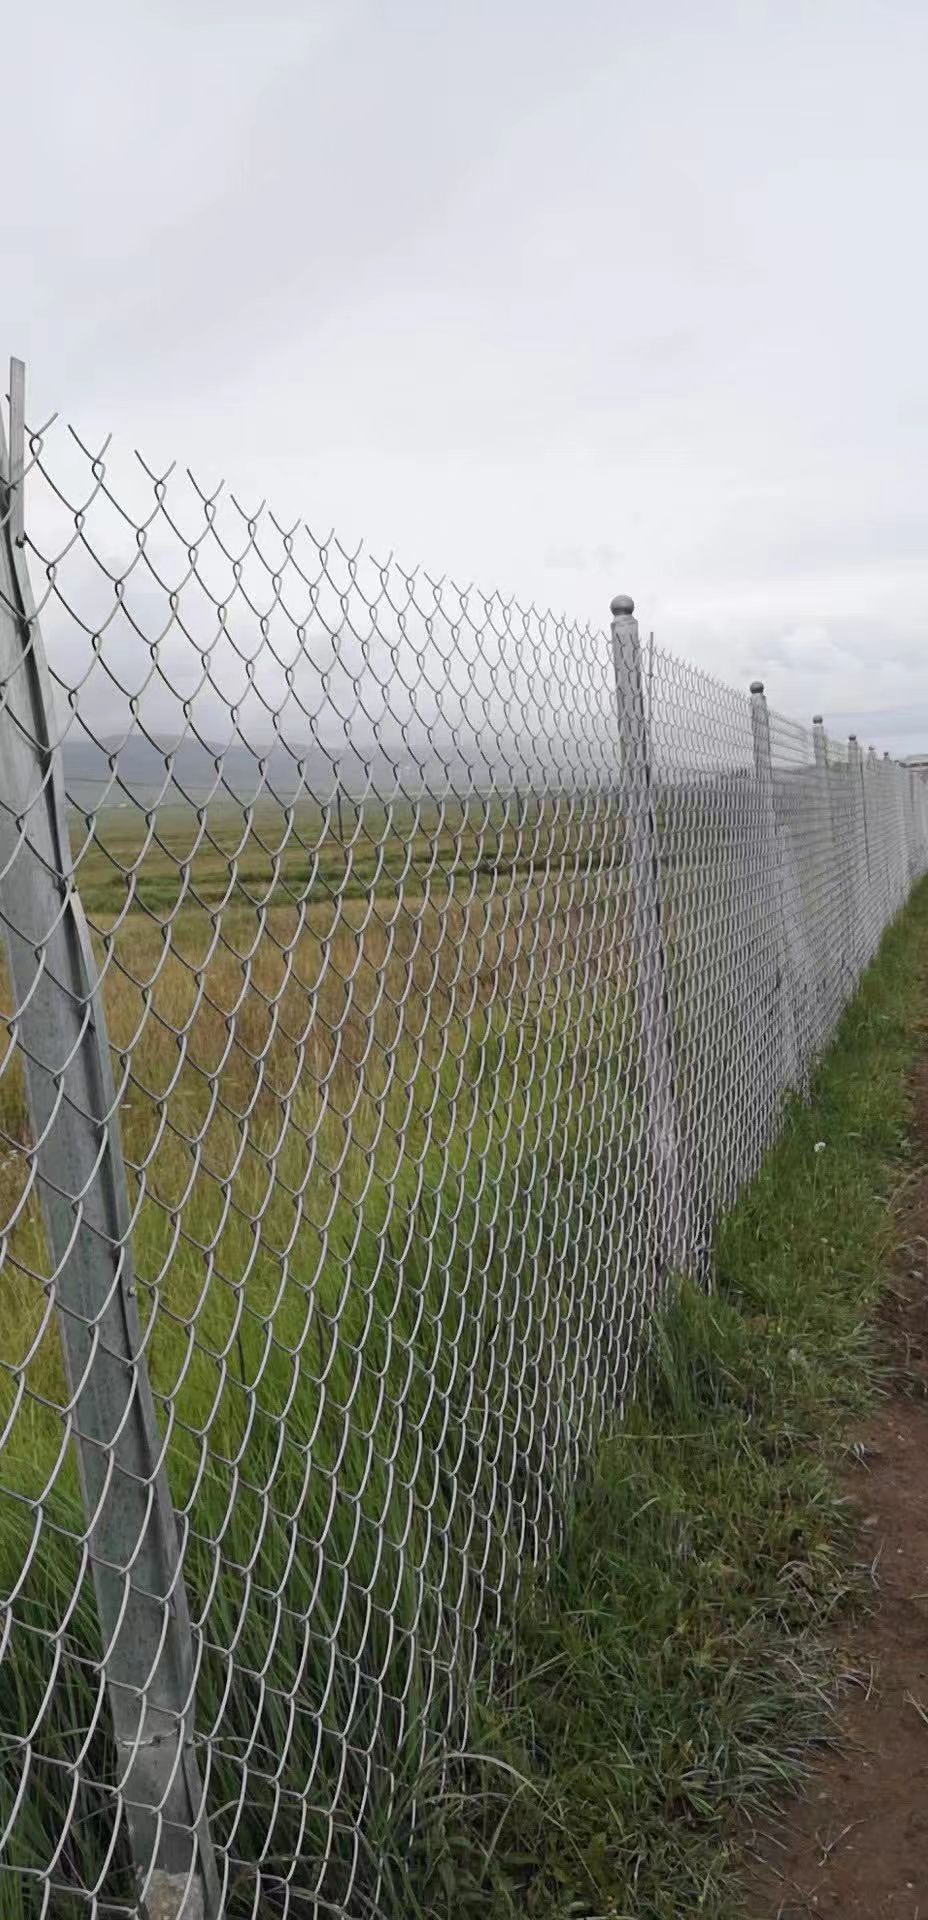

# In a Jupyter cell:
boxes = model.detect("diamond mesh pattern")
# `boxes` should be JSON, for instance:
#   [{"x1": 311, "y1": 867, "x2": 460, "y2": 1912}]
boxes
[{"x1": 0, "y1": 401, "x2": 926, "y2": 1919}]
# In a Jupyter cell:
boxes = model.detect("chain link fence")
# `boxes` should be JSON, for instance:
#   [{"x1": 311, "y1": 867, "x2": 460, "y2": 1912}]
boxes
[{"x1": 1, "y1": 366, "x2": 926, "y2": 1920}]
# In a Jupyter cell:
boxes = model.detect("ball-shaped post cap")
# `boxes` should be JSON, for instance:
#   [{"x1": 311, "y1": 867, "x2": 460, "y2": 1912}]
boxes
[
  {"x1": 849, "y1": 733, "x2": 857, "y2": 742},
  {"x1": 812, "y1": 714, "x2": 823, "y2": 727},
  {"x1": 749, "y1": 680, "x2": 764, "y2": 695},
  {"x1": 610, "y1": 594, "x2": 635, "y2": 617}
]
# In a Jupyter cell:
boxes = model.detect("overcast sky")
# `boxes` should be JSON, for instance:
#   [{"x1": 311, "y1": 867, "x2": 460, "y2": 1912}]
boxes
[{"x1": 8, "y1": 0, "x2": 928, "y2": 753}]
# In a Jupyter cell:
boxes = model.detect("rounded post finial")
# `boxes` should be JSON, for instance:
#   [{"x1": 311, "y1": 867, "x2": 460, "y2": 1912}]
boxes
[
  {"x1": 750, "y1": 680, "x2": 764, "y2": 695},
  {"x1": 610, "y1": 594, "x2": 635, "y2": 617},
  {"x1": 812, "y1": 714, "x2": 823, "y2": 727}
]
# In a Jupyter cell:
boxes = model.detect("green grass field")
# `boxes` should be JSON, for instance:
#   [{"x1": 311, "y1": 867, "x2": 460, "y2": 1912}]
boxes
[
  {"x1": 0, "y1": 788, "x2": 639, "y2": 1917},
  {"x1": 65, "y1": 791, "x2": 595, "y2": 919}
]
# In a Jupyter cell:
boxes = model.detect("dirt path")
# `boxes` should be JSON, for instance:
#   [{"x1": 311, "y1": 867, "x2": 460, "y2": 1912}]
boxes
[{"x1": 746, "y1": 1056, "x2": 928, "y2": 1918}]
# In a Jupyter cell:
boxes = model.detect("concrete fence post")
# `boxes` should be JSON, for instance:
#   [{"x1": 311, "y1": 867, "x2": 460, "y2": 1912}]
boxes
[
  {"x1": 0, "y1": 364, "x2": 219, "y2": 1920},
  {"x1": 609, "y1": 594, "x2": 704, "y2": 1280}
]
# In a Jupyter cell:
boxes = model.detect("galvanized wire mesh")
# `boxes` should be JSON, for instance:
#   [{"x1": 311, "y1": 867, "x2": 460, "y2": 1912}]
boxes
[{"x1": 0, "y1": 389, "x2": 926, "y2": 1920}]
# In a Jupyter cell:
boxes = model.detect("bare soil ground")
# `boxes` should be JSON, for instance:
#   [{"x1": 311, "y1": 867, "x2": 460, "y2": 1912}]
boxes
[{"x1": 746, "y1": 1054, "x2": 928, "y2": 1918}]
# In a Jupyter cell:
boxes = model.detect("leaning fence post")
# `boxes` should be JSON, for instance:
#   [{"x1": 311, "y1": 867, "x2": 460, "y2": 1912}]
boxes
[
  {"x1": 0, "y1": 367, "x2": 219, "y2": 1920},
  {"x1": 609, "y1": 594, "x2": 703, "y2": 1279}
]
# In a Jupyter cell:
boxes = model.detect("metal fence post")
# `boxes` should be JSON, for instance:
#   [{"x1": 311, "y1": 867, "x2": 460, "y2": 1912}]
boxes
[
  {"x1": 812, "y1": 714, "x2": 855, "y2": 1022},
  {"x1": 866, "y1": 743, "x2": 881, "y2": 873},
  {"x1": 863, "y1": 746, "x2": 882, "y2": 951},
  {"x1": 846, "y1": 736, "x2": 868, "y2": 979},
  {"x1": 753, "y1": 683, "x2": 803, "y2": 1098},
  {"x1": 909, "y1": 767, "x2": 927, "y2": 884},
  {"x1": 882, "y1": 752, "x2": 900, "y2": 918},
  {"x1": 902, "y1": 767, "x2": 917, "y2": 886},
  {"x1": 610, "y1": 594, "x2": 703, "y2": 1279},
  {"x1": 884, "y1": 751, "x2": 906, "y2": 914},
  {"x1": 750, "y1": 682, "x2": 800, "y2": 1097},
  {"x1": 858, "y1": 741, "x2": 872, "y2": 884},
  {"x1": 0, "y1": 372, "x2": 219, "y2": 1920},
  {"x1": 810, "y1": 717, "x2": 833, "y2": 1035},
  {"x1": 877, "y1": 751, "x2": 892, "y2": 936},
  {"x1": 879, "y1": 754, "x2": 898, "y2": 931}
]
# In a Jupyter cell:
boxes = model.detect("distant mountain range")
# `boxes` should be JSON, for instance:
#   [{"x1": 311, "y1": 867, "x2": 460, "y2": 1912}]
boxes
[
  {"x1": 57, "y1": 725, "x2": 765, "y2": 814},
  {"x1": 59, "y1": 728, "x2": 515, "y2": 809}
]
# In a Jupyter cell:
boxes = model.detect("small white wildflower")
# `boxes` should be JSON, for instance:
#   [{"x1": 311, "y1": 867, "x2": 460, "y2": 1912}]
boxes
[{"x1": 814, "y1": 1140, "x2": 827, "y2": 1154}]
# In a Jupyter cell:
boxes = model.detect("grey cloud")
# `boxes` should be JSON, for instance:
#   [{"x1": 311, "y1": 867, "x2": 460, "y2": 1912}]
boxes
[
  {"x1": 545, "y1": 542, "x2": 623, "y2": 573},
  {"x1": 685, "y1": 506, "x2": 928, "y2": 582},
  {"x1": 6, "y1": 0, "x2": 928, "y2": 759}
]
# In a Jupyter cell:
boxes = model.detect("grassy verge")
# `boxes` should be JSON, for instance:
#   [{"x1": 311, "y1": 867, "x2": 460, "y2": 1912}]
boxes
[{"x1": 403, "y1": 877, "x2": 928, "y2": 1920}]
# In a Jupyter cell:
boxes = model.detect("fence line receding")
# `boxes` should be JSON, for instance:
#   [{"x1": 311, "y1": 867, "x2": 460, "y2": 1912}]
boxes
[{"x1": 0, "y1": 365, "x2": 925, "y2": 1920}]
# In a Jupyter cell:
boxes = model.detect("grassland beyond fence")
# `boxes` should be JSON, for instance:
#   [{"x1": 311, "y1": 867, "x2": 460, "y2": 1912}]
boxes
[{"x1": 0, "y1": 791, "x2": 641, "y2": 1918}]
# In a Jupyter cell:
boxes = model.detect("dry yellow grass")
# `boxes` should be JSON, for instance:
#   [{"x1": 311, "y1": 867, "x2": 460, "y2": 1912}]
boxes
[
  {"x1": 0, "y1": 797, "x2": 628, "y2": 1444},
  {"x1": 0, "y1": 793, "x2": 639, "y2": 1918}
]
